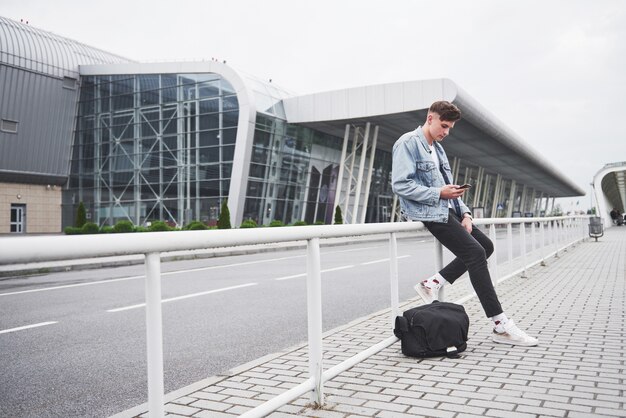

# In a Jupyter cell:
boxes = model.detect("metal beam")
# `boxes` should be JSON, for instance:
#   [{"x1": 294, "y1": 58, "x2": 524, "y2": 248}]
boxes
[
  {"x1": 360, "y1": 125, "x2": 378, "y2": 224},
  {"x1": 352, "y1": 123, "x2": 370, "y2": 224}
]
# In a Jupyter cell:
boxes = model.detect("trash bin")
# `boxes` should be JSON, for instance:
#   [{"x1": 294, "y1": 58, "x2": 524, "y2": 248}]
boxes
[{"x1": 589, "y1": 217, "x2": 603, "y2": 241}]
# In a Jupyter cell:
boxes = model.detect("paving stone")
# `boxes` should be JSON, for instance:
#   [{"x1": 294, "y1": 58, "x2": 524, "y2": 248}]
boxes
[
  {"x1": 516, "y1": 404, "x2": 568, "y2": 417},
  {"x1": 171, "y1": 396, "x2": 197, "y2": 405},
  {"x1": 188, "y1": 399, "x2": 230, "y2": 412},
  {"x1": 189, "y1": 391, "x2": 229, "y2": 402},
  {"x1": 405, "y1": 406, "x2": 455, "y2": 417},
  {"x1": 164, "y1": 403, "x2": 201, "y2": 415}
]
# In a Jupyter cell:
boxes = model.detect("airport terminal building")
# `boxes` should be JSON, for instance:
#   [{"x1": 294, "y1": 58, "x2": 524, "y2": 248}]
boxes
[{"x1": 0, "y1": 17, "x2": 584, "y2": 234}]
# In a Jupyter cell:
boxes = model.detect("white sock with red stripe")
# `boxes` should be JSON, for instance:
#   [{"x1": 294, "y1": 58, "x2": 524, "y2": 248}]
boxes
[
  {"x1": 491, "y1": 312, "x2": 509, "y2": 332},
  {"x1": 422, "y1": 273, "x2": 448, "y2": 290}
]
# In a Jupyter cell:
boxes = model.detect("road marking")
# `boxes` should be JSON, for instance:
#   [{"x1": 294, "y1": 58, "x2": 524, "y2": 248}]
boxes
[
  {"x1": 107, "y1": 282, "x2": 257, "y2": 312},
  {"x1": 1, "y1": 246, "x2": 403, "y2": 297},
  {"x1": 0, "y1": 321, "x2": 58, "y2": 335},
  {"x1": 361, "y1": 255, "x2": 411, "y2": 265},
  {"x1": 275, "y1": 265, "x2": 355, "y2": 281},
  {"x1": 274, "y1": 273, "x2": 306, "y2": 281},
  {"x1": 0, "y1": 255, "x2": 304, "y2": 297},
  {"x1": 323, "y1": 245, "x2": 384, "y2": 254},
  {"x1": 0, "y1": 275, "x2": 145, "y2": 297}
]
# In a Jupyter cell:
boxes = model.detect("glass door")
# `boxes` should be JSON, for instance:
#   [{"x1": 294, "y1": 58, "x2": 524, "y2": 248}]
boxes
[{"x1": 10, "y1": 204, "x2": 26, "y2": 233}]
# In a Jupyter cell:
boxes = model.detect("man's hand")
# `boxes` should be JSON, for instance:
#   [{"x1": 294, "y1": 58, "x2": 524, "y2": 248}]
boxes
[
  {"x1": 440, "y1": 184, "x2": 466, "y2": 199},
  {"x1": 461, "y1": 215, "x2": 473, "y2": 233}
]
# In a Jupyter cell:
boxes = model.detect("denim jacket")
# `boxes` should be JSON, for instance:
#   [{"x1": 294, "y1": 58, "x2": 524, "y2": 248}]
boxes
[{"x1": 391, "y1": 126, "x2": 470, "y2": 223}]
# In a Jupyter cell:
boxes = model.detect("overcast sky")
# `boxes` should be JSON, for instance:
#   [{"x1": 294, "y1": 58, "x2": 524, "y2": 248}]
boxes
[{"x1": 4, "y1": 0, "x2": 625, "y2": 212}]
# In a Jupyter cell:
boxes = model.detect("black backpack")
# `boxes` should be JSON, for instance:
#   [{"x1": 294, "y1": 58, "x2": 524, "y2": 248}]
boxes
[{"x1": 394, "y1": 301, "x2": 469, "y2": 358}]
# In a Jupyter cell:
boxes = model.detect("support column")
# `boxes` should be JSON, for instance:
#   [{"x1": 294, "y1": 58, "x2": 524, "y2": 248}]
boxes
[
  {"x1": 480, "y1": 174, "x2": 491, "y2": 212},
  {"x1": 333, "y1": 124, "x2": 351, "y2": 213},
  {"x1": 490, "y1": 174, "x2": 502, "y2": 217},
  {"x1": 344, "y1": 128, "x2": 360, "y2": 223},
  {"x1": 506, "y1": 180, "x2": 517, "y2": 218},
  {"x1": 352, "y1": 123, "x2": 370, "y2": 224},
  {"x1": 451, "y1": 157, "x2": 460, "y2": 184},
  {"x1": 473, "y1": 167, "x2": 484, "y2": 208},
  {"x1": 519, "y1": 185, "x2": 528, "y2": 215},
  {"x1": 360, "y1": 125, "x2": 378, "y2": 224}
]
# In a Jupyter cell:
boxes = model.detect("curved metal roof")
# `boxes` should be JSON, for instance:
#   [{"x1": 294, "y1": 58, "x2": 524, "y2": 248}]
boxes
[
  {"x1": 593, "y1": 162, "x2": 626, "y2": 226},
  {"x1": 283, "y1": 78, "x2": 584, "y2": 198},
  {"x1": 0, "y1": 16, "x2": 131, "y2": 78}
]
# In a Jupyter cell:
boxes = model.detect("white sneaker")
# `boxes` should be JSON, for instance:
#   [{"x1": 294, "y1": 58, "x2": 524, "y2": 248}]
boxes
[
  {"x1": 414, "y1": 282, "x2": 439, "y2": 304},
  {"x1": 492, "y1": 320, "x2": 538, "y2": 346}
]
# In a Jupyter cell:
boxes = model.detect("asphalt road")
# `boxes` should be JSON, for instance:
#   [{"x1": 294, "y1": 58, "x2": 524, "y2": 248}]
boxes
[{"x1": 0, "y1": 228, "x2": 535, "y2": 417}]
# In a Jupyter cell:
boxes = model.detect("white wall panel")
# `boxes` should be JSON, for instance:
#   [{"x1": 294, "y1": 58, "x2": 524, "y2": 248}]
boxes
[
  {"x1": 330, "y1": 90, "x2": 348, "y2": 120},
  {"x1": 365, "y1": 84, "x2": 386, "y2": 116},
  {"x1": 347, "y1": 88, "x2": 367, "y2": 117}
]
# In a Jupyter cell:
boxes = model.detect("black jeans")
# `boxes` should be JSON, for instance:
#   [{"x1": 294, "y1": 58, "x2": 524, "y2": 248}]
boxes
[{"x1": 423, "y1": 209, "x2": 503, "y2": 317}]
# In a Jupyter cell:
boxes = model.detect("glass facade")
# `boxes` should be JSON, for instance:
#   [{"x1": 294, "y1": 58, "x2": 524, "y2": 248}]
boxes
[
  {"x1": 66, "y1": 71, "x2": 396, "y2": 229},
  {"x1": 67, "y1": 73, "x2": 238, "y2": 227},
  {"x1": 243, "y1": 114, "x2": 393, "y2": 226}
]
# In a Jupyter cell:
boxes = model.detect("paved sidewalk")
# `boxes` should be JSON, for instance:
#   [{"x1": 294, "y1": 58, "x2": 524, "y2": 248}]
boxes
[{"x1": 114, "y1": 228, "x2": 625, "y2": 418}]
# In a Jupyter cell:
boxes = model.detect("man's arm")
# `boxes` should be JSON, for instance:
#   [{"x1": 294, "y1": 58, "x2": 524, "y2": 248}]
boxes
[{"x1": 391, "y1": 140, "x2": 440, "y2": 206}]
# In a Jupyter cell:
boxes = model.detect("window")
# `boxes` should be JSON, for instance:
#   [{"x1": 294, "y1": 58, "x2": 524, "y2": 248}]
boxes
[
  {"x1": 63, "y1": 77, "x2": 77, "y2": 90},
  {"x1": 1, "y1": 119, "x2": 18, "y2": 133},
  {"x1": 10, "y1": 204, "x2": 26, "y2": 233}
]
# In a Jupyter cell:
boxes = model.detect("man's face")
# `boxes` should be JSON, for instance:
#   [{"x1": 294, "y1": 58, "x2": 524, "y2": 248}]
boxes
[{"x1": 428, "y1": 113, "x2": 456, "y2": 141}]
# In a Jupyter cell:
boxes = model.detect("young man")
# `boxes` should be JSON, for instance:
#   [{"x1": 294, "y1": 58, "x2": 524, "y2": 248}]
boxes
[{"x1": 391, "y1": 101, "x2": 538, "y2": 346}]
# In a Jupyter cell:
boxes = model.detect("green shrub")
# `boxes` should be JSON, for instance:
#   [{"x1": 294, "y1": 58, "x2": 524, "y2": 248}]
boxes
[
  {"x1": 81, "y1": 222, "x2": 100, "y2": 234},
  {"x1": 269, "y1": 220, "x2": 284, "y2": 227},
  {"x1": 100, "y1": 225, "x2": 114, "y2": 233},
  {"x1": 240, "y1": 219, "x2": 257, "y2": 228},
  {"x1": 314, "y1": 220, "x2": 325, "y2": 225},
  {"x1": 64, "y1": 226, "x2": 82, "y2": 235},
  {"x1": 113, "y1": 220, "x2": 135, "y2": 233},
  {"x1": 149, "y1": 221, "x2": 171, "y2": 232},
  {"x1": 76, "y1": 202, "x2": 87, "y2": 228},
  {"x1": 292, "y1": 220, "x2": 307, "y2": 226},
  {"x1": 134, "y1": 226, "x2": 149, "y2": 233},
  {"x1": 186, "y1": 221, "x2": 208, "y2": 230},
  {"x1": 334, "y1": 205, "x2": 343, "y2": 225},
  {"x1": 217, "y1": 200, "x2": 232, "y2": 229}
]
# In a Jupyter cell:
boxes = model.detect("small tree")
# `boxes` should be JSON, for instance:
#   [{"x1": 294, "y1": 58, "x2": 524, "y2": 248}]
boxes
[
  {"x1": 334, "y1": 205, "x2": 343, "y2": 225},
  {"x1": 76, "y1": 202, "x2": 87, "y2": 228},
  {"x1": 217, "y1": 199, "x2": 232, "y2": 229}
]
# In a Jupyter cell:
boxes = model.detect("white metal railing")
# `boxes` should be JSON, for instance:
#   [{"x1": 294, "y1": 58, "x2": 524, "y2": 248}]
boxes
[{"x1": 0, "y1": 216, "x2": 589, "y2": 417}]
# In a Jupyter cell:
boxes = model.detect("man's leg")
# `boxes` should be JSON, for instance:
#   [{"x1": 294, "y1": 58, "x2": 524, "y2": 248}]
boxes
[
  {"x1": 439, "y1": 224, "x2": 494, "y2": 284},
  {"x1": 423, "y1": 211, "x2": 502, "y2": 318}
]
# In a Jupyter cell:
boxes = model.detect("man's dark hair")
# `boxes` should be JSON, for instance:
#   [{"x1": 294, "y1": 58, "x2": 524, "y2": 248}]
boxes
[{"x1": 429, "y1": 101, "x2": 461, "y2": 122}]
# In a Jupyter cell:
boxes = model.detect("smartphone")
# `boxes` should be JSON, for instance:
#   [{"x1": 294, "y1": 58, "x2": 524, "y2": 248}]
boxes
[{"x1": 457, "y1": 184, "x2": 472, "y2": 189}]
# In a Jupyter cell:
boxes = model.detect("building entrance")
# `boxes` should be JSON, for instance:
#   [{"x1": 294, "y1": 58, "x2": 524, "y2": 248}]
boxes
[{"x1": 10, "y1": 204, "x2": 26, "y2": 233}]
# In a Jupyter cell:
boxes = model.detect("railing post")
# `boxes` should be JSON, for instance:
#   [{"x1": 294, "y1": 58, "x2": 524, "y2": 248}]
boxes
[
  {"x1": 306, "y1": 238, "x2": 324, "y2": 406},
  {"x1": 489, "y1": 223, "x2": 498, "y2": 288},
  {"x1": 145, "y1": 252, "x2": 165, "y2": 418},
  {"x1": 531, "y1": 222, "x2": 537, "y2": 253},
  {"x1": 520, "y1": 222, "x2": 527, "y2": 277},
  {"x1": 389, "y1": 233, "x2": 400, "y2": 326},
  {"x1": 507, "y1": 223, "x2": 513, "y2": 264},
  {"x1": 434, "y1": 238, "x2": 444, "y2": 301},
  {"x1": 539, "y1": 221, "x2": 546, "y2": 266},
  {"x1": 554, "y1": 220, "x2": 560, "y2": 257}
]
